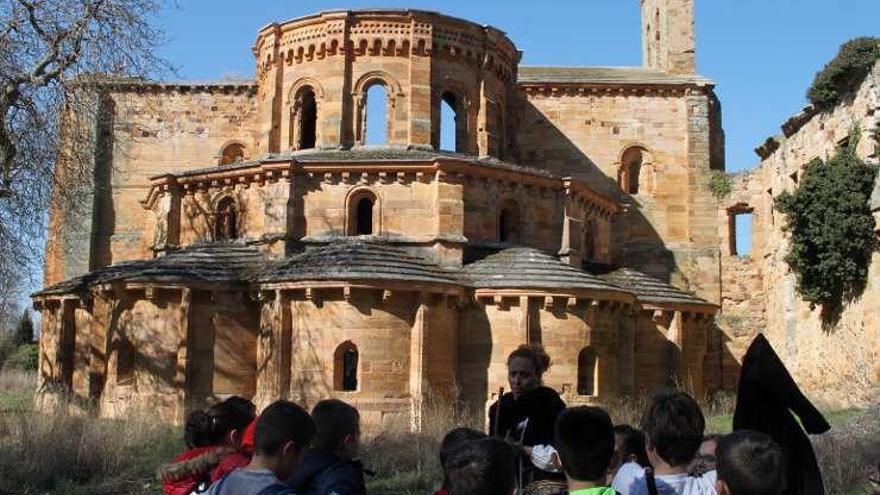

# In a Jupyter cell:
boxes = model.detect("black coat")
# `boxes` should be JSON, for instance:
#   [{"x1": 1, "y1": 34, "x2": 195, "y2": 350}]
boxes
[
  {"x1": 286, "y1": 449, "x2": 366, "y2": 495},
  {"x1": 488, "y1": 385, "x2": 566, "y2": 447},
  {"x1": 733, "y1": 334, "x2": 830, "y2": 495}
]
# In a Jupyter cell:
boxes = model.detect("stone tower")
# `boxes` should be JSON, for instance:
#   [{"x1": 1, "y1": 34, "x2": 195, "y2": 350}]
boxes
[{"x1": 641, "y1": 0, "x2": 696, "y2": 75}]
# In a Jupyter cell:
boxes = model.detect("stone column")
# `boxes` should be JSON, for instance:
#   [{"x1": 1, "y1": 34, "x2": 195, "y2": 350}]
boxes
[
  {"x1": 174, "y1": 288, "x2": 191, "y2": 423},
  {"x1": 409, "y1": 293, "x2": 431, "y2": 431}
]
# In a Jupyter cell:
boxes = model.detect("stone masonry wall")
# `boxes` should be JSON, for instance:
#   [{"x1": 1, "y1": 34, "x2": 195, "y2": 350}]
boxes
[{"x1": 721, "y1": 62, "x2": 880, "y2": 406}]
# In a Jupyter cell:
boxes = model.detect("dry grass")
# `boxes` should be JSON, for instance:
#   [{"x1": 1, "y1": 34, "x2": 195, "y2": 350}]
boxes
[{"x1": 0, "y1": 371, "x2": 873, "y2": 495}]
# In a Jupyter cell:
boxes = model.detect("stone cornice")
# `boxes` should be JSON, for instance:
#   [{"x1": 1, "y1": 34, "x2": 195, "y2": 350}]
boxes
[
  {"x1": 141, "y1": 158, "x2": 620, "y2": 218},
  {"x1": 519, "y1": 83, "x2": 712, "y2": 98}
]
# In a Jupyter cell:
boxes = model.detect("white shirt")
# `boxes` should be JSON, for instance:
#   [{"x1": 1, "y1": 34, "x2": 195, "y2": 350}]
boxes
[{"x1": 612, "y1": 462, "x2": 717, "y2": 495}]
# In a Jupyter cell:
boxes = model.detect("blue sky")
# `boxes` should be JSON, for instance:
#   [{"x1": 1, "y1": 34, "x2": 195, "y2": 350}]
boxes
[{"x1": 153, "y1": 0, "x2": 878, "y2": 174}]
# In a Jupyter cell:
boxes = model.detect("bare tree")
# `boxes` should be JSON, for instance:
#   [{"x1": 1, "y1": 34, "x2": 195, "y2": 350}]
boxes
[{"x1": 0, "y1": 0, "x2": 172, "y2": 290}]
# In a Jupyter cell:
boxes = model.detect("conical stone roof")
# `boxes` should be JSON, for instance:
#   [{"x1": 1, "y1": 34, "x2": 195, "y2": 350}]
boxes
[
  {"x1": 599, "y1": 268, "x2": 714, "y2": 307},
  {"x1": 260, "y1": 238, "x2": 459, "y2": 287},
  {"x1": 462, "y1": 247, "x2": 629, "y2": 295}
]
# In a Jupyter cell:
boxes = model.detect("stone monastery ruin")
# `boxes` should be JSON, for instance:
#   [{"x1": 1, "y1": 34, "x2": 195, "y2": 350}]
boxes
[{"x1": 34, "y1": 0, "x2": 880, "y2": 426}]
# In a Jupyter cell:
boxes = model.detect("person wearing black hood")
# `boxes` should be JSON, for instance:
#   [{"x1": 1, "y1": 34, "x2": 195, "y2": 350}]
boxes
[
  {"x1": 286, "y1": 399, "x2": 366, "y2": 495},
  {"x1": 488, "y1": 344, "x2": 566, "y2": 492},
  {"x1": 733, "y1": 333, "x2": 830, "y2": 495}
]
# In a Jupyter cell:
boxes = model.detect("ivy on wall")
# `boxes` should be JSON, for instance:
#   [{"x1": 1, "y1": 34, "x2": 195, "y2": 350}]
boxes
[
  {"x1": 775, "y1": 127, "x2": 879, "y2": 325},
  {"x1": 807, "y1": 37, "x2": 880, "y2": 110}
]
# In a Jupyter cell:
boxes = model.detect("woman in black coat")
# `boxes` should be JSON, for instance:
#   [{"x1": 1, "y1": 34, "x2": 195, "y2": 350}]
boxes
[{"x1": 488, "y1": 344, "x2": 566, "y2": 490}]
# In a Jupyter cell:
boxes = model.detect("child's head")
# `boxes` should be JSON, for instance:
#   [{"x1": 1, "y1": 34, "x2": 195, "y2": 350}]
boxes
[
  {"x1": 310, "y1": 399, "x2": 361, "y2": 458},
  {"x1": 254, "y1": 400, "x2": 316, "y2": 480},
  {"x1": 554, "y1": 406, "x2": 615, "y2": 484},
  {"x1": 611, "y1": 424, "x2": 649, "y2": 469},
  {"x1": 716, "y1": 431, "x2": 785, "y2": 495},
  {"x1": 445, "y1": 437, "x2": 516, "y2": 495},
  {"x1": 439, "y1": 428, "x2": 487, "y2": 489},
  {"x1": 184, "y1": 396, "x2": 256, "y2": 448},
  {"x1": 640, "y1": 392, "x2": 705, "y2": 468}
]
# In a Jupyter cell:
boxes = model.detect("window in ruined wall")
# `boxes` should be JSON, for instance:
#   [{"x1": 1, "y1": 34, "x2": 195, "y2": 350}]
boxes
[
  {"x1": 116, "y1": 339, "x2": 135, "y2": 385},
  {"x1": 498, "y1": 200, "x2": 520, "y2": 243},
  {"x1": 214, "y1": 196, "x2": 239, "y2": 241},
  {"x1": 365, "y1": 84, "x2": 388, "y2": 145},
  {"x1": 348, "y1": 190, "x2": 377, "y2": 236},
  {"x1": 334, "y1": 341, "x2": 359, "y2": 392},
  {"x1": 577, "y1": 346, "x2": 598, "y2": 396},
  {"x1": 291, "y1": 88, "x2": 317, "y2": 150},
  {"x1": 219, "y1": 143, "x2": 246, "y2": 166},
  {"x1": 728, "y1": 203, "x2": 754, "y2": 257}
]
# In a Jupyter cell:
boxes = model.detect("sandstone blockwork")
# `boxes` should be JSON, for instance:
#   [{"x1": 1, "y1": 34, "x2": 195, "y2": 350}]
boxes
[
  {"x1": 717, "y1": 61, "x2": 880, "y2": 408},
  {"x1": 36, "y1": 4, "x2": 735, "y2": 427}
]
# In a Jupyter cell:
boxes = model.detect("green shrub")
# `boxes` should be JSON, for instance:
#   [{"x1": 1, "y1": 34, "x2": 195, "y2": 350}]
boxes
[
  {"x1": 0, "y1": 334, "x2": 16, "y2": 369},
  {"x1": 775, "y1": 128, "x2": 879, "y2": 324},
  {"x1": 3, "y1": 344, "x2": 38, "y2": 371},
  {"x1": 807, "y1": 37, "x2": 880, "y2": 109},
  {"x1": 708, "y1": 171, "x2": 732, "y2": 199}
]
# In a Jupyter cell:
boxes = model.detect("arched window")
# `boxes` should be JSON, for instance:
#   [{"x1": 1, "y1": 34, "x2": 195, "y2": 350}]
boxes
[
  {"x1": 577, "y1": 347, "x2": 598, "y2": 396},
  {"x1": 439, "y1": 91, "x2": 464, "y2": 152},
  {"x1": 334, "y1": 341, "x2": 359, "y2": 391},
  {"x1": 365, "y1": 84, "x2": 388, "y2": 145},
  {"x1": 214, "y1": 196, "x2": 238, "y2": 241},
  {"x1": 347, "y1": 190, "x2": 378, "y2": 236},
  {"x1": 219, "y1": 143, "x2": 246, "y2": 166},
  {"x1": 498, "y1": 200, "x2": 520, "y2": 243},
  {"x1": 116, "y1": 338, "x2": 135, "y2": 385},
  {"x1": 291, "y1": 88, "x2": 317, "y2": 150},
  {"x1": 620, "y1": 147, "x2": 646, "y2": 195}
]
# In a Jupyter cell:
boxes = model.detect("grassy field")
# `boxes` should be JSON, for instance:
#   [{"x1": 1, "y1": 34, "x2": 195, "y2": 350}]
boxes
[{"x1": 0, "y1": 372, "x2": 876, "y2": 494}]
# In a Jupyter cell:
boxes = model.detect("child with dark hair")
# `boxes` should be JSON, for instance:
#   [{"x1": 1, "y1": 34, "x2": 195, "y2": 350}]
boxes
[
  {"x1": 554, "y1": 406, "x2": 617, "y2": 495},
  {"x1": 434, "y1": 428, "x2": 488, "y2": 495},
  {"x1": 207, "y1": 400, "x2": 316, "y2": 495},
  {"x1": 689, "y1": 435, "x2": 723, "y2": 476},
  {"x1": 159, "y1": 396, "x2": 257, "y2": 495},
  {"x1": 287, "y1": 399, "x2": 366, "y2": 495},
  {"x1": 444, "y1": 437, "x2": 517, "y2": 495},
  {"x1": 715, "y1": 431, "x2": 785, "y2": 495},
  {"x1": 610, "y1": 424, "x2": 650, "y2": 475},
  {"x1": 611, "y1": 392, "x2": 716, "y2": 495}
]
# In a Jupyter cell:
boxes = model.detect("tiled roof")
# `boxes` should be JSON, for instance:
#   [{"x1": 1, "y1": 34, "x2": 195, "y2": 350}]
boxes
[
  {"x1": 518, "y1": 66, "x2": 713, "y2": 86},
  {"x1": 462, "y1": 248, "x2": 627, "y2": 293},
  {"x1": 260, "y1": 238, "x2": 460, "y2": 286},
  {"x1": 599, "y1": 268, "x2": 714, "y2": 307},
  {"x1": 34, "y1": 244, "x2": 265, "y2": 296}
]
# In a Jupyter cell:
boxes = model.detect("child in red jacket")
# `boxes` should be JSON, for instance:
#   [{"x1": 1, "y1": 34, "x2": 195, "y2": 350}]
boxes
[{"x1": 157, "y1": 397, "x2": 256, "y2": 495}]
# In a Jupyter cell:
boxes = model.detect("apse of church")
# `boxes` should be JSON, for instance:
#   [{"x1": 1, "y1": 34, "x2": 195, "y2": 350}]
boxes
[{"x1": 35, "y1": 3, "x2": 723, "y2": 426}]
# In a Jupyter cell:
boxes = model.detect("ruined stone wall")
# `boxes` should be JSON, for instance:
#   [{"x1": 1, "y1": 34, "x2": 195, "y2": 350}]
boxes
[{"x1": 721, "y1": 62, "x2": 880, "y2": 406}]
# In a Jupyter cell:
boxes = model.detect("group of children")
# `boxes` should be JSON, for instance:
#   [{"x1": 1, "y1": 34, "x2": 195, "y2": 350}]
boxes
[
  {"x1": 436, "y1": 392, "x2": 787, "y2": 495},
  {"x1": 158, "y1": 398, "x2": 364, "y2": 495},
  {"x1": 157, "y1": 391, "x2": 791, "y2": 495}
]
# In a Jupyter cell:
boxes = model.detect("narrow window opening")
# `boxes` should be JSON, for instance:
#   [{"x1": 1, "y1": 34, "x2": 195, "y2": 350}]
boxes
[
  {"x1": 440, "y1": 92, "x2": 461, "y2": 152},
  {"x1": 498, "y1": 201, "x2": 520, "y2": 243},
  {"x1": 334, "y1": 341, "x2": 359, "y2": 391},
  {"x1": 620, "y1": 147, "x2": 646, "y2": 195},
  {"x1": 577, "y1": 347, "x2": 598, "y2": 396},
  {"x1": 356, "y1": 197, "x2": 373, "y2": 235},
  {"x1": 298, "y1": 89, "x2": 317, "y2": 150},
  {"x1": 219, "y1": 143, "x2": 245, "y2": 166},
  {"x1": 728, "y1": 204, "x2": 754, "y2": 257},
  {"x1": 582, "y1": 218, "x2": 597, "y2": 261},
  {"x1": 214, "y1": 197, "x2": 239, "y2": 241},
  {"x1": 116, "y1": 339, "x2": 135, "y2": 385},
  {"x1": 365, "y1": 84, "x2": 388, "y2": 145}
]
